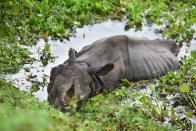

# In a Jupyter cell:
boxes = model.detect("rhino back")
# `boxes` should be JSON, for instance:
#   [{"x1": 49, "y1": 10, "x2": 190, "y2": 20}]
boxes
[
  {"x1": 126, "y1": 37, "x2": 179, "y2": 81},
  {"x1": 72, "y1": 35, "x2": 179, "y2": 82}
]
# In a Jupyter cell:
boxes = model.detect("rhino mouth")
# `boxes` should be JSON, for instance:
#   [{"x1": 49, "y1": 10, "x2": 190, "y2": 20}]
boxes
[{"x1": 48, "y1": 80, "x2": 88, "y2": 112}]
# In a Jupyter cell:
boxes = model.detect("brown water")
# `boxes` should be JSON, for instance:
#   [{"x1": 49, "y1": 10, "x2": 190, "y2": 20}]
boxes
[{"x1": 6, "y1": 20, "x2": 196, "y2": 101}]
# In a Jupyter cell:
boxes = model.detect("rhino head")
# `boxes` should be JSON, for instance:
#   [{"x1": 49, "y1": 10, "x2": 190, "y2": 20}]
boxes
[{"x1": 47, "y1": 48, "x2": 115, "y2": 112}]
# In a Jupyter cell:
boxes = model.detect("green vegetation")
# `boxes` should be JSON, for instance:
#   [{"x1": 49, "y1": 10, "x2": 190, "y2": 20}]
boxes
[
  {"x1": 122, "y1": 51, "x2": 196, "y2": 130},
  {"x1": 0, "y1": 0, "x2": 196, "y2": 73},
  {"x1": 0, "y1": 0, "x2": 116, "y2": 73},
  {"x1": 0, "y1": 0, "x2": 196, "y2": 130},
  {"x1": 0, "y1": 40, "x2": 32, "y2": 74},
  {"x1": 0, "y1": 78, "x2": 171, "y2": 130},
  {"x1": 123, "y1": 0, "x2": 196, "y2": 47}
]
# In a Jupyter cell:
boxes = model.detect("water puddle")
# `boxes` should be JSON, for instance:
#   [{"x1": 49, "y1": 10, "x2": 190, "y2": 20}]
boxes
[
  {"x1": 6, "y1": 20, "x2": 196, "y2": 102},
  {"x1": 122, "y1": 85, "x2": 196, "y2": 128}
]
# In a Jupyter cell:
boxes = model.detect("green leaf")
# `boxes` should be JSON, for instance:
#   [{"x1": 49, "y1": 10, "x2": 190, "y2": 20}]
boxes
[
  {"x1": 163, "y1": 109, "x2": 168, "y2": 116},
  {"x1": 193, "y1": 73, "x2": 196, "y2": 80},
  {"x1": 0, "y1": 0, "x2": 12, "y2": 3},
  {"x1": 191, "y1": 50, "x2": 196, "y2": 58},
  {"x1": 193, "y1": 123, "x2": 196, "y2": 131},
  {"x1": 109, "y1": 0, "x2": 120, "y2": 6},
  {"x1": 95, "y1": 2, "x2": 101, "y2": 9},
  {"x1": 31, "y1": 83, "x2": 40, "y2": 92},
  {"x1": 171, "y1": 106, "x2": 175, "y2": 119},
  {"x1": 150, "y1": 86, "x2": 155, "y2": 92},
  {"x1": 108, "y1": 94, "x2": 114, "y2": 100},
  {"x1": 168, "y1": 71, "x2": 174, "y2": 78},
  {"x1": 180, "y1": 84, "x2": 191, "y2": 93},
  {"x1": 186, "y1": 111, "x2": 194, "y2": 118},
  {"x1": 121, "y1": 86, "x2": 126, "y2": 91},
  {"x1": 174, "y1": 73, "x2": 181, "y2": 80},
  {"x1": 185, "y1": 59, "x2": 194, "y2": 64},
  {"x1": 155, "y1": 19, "x2": 163, "y2": 25},
  {"x1": 139, "y1": 96, "x2": 146, "y2": 104},
  {"x1": 133, "y1": 93, "x2": 142, "y2": 98},
  {"x1": 152, "y1": 106, "x2": 157, "y2": 116},
  {"x1": 186, "y1": 17, "x2": 196, "y2": 25},
  {"x1": 165, "y1": 13, "x2": 174, "y2": 22},
  {"x1": 160, "y1": 2, "x2": 167, "y2": 9},
  {"x1": 179, "y1": 26, "x2": 186, "y2": 34},
  {"x1": 187, "y1": 29, "x2": 195, "y2": 37},
  {"x1": 171, "y1": 23, "x2": 178, "y2": 32}
]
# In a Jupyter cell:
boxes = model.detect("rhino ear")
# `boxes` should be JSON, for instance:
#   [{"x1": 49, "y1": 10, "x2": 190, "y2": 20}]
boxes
[
  {"x1": 88, "y1": 63, "x2": 116, "y2": 76},
  {"x1": 69, "y1": 48, "x2": 77, "y2": 60},
  {"x1": 68, "y1": 48, "x2": 77, "y2": 65}
]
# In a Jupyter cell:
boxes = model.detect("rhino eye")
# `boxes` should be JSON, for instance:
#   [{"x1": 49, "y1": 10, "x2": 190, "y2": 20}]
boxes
[{"x1": 67, "y1": 83, "x2": 75, "y2": 99}]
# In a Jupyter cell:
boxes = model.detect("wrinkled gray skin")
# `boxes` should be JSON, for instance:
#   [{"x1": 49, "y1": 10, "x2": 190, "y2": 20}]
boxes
[{"x1": 47, "y1": 35, "x2": 179, "y2": 112}]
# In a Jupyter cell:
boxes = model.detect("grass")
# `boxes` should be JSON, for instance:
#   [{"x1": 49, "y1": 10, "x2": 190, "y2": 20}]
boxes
[{"x1": 0, "y1": 78, "x2": 172, "y2": 131}]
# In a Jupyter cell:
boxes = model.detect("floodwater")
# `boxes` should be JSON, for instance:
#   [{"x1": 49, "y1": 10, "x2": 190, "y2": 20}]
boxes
[{"x1": 6, "y1": 20, "x2": 196, "y2": 101}]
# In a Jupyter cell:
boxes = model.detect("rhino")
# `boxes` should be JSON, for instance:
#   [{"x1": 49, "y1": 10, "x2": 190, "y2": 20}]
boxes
[{"x1": 47, "y1": 35, "x2": 180, "y2": 112}]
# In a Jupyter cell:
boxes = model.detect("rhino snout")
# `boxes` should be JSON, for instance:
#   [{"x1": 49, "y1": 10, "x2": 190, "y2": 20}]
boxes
[{"x1": 54, "y1": 93, "x2": 68, "y2": 109}]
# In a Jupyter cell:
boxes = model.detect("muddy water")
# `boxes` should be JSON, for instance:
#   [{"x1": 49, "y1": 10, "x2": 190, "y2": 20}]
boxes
[{"x1": 7, "y1": 20, "x2": 196, "y2": 101}]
